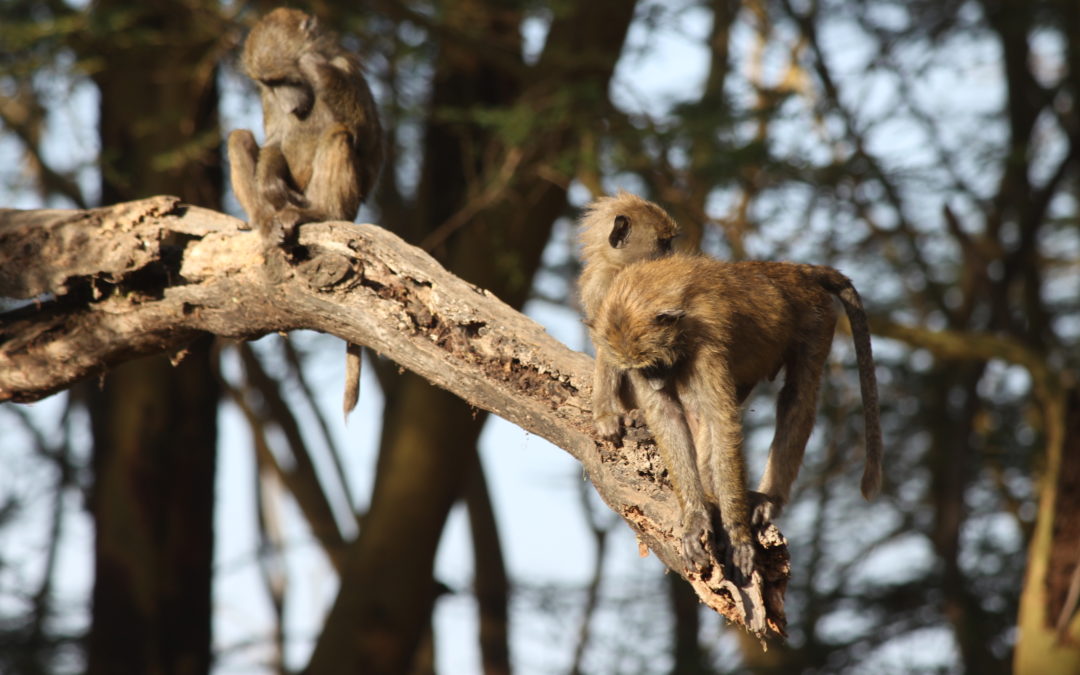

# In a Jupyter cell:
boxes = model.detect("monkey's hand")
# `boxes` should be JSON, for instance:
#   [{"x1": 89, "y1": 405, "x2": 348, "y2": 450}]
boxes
[
  {"x1": 298, "y1": 50, "x2": 356, "y2": 103},
  {"x1": 263, "y1": 178, "x2": 309, "y2": 214},
  {"x1": 680, "y1": 510, "x2": 713, "y2": 573},
  {"x1": 298, "y1": 51, "x2": 334, "y2": 88},
  {"x1": 748, "y1": 491, "x2": 783, "y2": 526}
]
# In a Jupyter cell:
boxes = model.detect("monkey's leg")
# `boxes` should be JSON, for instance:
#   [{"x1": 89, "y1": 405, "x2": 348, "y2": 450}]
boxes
[
  {"x1": 630, "y1": 371, "x2": 712, "y2": 573},
  {"x1": 272, "y1": 125, "x2": 363, "y2": 245},
  {"x1": 298, "y1": 53, "x2": 383, "y2": 203},
  {"x1": 592, "y1": 350, "x2": 626, "y2": 439},
  {"x1": 753, "y1": 332, "x2": 831, "y2": 525},
  {"x1": 254, "y1": 143, "x2": 309, "y2": 243},
  {"x1": 257, "y1": 143, "x2": 307, "y2": 211},
  {"x1": 297, "y1": 124, "x2": 363, "y2": 223},
  {"x1": 227, "y1": 129, "x2": 263, "y2": 231},
  {"x1": 688, "y1": 369, "x2": 755, "y2": 584}
]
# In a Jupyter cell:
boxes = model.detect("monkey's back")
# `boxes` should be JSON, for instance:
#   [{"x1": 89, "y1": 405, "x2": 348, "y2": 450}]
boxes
[{"x1": 599, "y1": 254, "x2": 840, "y2": 386}]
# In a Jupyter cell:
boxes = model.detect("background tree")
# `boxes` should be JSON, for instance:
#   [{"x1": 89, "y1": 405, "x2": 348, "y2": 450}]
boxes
[
  {"x1": 81, "y1": 3, "x2": 224, "y2": 674},
  {"x1": 1, "y1": 0, "x2": 1078, "y2": 674}
]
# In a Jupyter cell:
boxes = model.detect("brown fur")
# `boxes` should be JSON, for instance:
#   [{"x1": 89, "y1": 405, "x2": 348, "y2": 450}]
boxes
[
  {"x1": 577, "y1": 191, "x2": 681, "y2": 319},
  {"x1": 228, "y1": 7, "x2": 383, "y2": 239},
  {"x1": 593, "y1": 254, "x2": 883, "y2": 582},
  {"x1": 576, "y1": 192, "x2": 682, "y2": 437},
  {"x1": 228, "y1": 7, "x2": 384, "y2": 417}
]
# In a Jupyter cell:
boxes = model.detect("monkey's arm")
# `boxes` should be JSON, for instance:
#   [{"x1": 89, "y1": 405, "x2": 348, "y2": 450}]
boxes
[
  {"x1": 299, "y1": 54, "x2": 383, "y2": 210},
  {"x1": 299, "y1": 52, "x2": 371, "y2": 121},
  {"x1": 591, "y1": 348, "x2": 627, "y2": 438},
  {"x1": 629, "y1": 371, "x2": 714, "y2": 573}
]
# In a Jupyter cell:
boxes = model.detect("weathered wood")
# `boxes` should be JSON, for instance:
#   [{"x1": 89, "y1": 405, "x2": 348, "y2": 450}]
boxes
[{"x1": 0, "y1": 196, "x2": 789, "y2": 638}]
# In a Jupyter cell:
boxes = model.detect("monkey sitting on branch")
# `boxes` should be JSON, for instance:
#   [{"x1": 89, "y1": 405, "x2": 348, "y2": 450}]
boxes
[
  {"x1": 228, "y1": 7, "x2": 383, "y2": 416},
  {"x1": 590, "y1": 253, "x2": 883, "y2": 584},
  {"x1": 577, "y1": 191, "x2": 681, "y2": 321}
]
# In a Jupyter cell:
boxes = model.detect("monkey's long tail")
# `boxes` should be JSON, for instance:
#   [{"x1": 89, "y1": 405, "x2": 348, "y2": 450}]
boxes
[{"x1": 818, "y1": 270, "x2": 883, "y2": 499}]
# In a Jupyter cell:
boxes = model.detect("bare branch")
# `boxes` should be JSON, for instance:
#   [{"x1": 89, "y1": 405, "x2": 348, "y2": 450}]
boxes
[{"x1": 0, "y1": 196, "x2": 790, "y2": 638}]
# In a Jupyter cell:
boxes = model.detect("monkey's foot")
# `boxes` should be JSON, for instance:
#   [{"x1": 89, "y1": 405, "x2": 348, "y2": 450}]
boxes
[
  {"x1": 724, "y1": 539, "x2": 756, "y2": 586},
  {"x1": 680, "y1": 512, "x2": 713, "y2": 572},
  {"x1": 624, "y1": 408, "x2": 646, "y2": 428},
  {"x1": 593, "y1": 411, "x2": 623, "y2": 440},
  {"x1": 749, "y1": 491, "x2": 783, "y2": 526}
]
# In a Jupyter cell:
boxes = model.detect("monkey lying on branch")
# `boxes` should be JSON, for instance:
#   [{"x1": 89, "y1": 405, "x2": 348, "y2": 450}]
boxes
[
  {"x1": 590, "y1": 252, "x2": 883, "y2": 584},
  {"x1": 576, "y1": 194, "x2": 882, "y2": 587}
]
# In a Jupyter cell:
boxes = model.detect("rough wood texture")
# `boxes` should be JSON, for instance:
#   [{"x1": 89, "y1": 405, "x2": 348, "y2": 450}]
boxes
[{"x1": 0, "y1": 196, "x2": 789, "y2": 638}]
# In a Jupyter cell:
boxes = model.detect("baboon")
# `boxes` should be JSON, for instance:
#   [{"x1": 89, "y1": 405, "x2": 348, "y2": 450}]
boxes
[
  {"x1": 228, "y1": 6, "x2": 383, "y2": 416},
  {"x1": 229, "y1": 7, "x2": 382, "y2": 239},
  {"x1": 577, "y1": 191, "x2": 681, "y2": 319},
  {"x1": 592, "y1": 254, "x2": 883, "y2": 582},
  {"x1": 576, "y1": 192, "x2": 682, "y2": 437}
]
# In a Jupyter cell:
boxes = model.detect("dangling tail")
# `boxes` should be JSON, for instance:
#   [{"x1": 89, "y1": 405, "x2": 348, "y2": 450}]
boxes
[{"x1": 816, "y1": 268, "x2": 883, "y2": 499}]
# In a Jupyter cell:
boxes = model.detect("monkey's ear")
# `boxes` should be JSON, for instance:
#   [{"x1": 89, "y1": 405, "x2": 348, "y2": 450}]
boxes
[
  {"x1": 654, "y1": 309, "x2": 686, "y2": 325},
  {"x1": 609, "y1": 215, "x2": 631, "y2": 249}
]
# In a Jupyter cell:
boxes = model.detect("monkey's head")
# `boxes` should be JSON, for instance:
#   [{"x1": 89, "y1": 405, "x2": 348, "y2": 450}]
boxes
[
  {"x1": 597, "y1": 281, "x2": 687, "y2": 386},
  {"x1": 578, "y1": 191, "x2": 679, "y2": 268},
  {"x1": 242, "y1": 8, "x2": 335, "y2": 117}
]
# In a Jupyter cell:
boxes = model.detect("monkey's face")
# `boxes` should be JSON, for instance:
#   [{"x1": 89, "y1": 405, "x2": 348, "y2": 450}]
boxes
[
  {"x1": 243, "y1": 8, "x2": 323, "y2": 119},
  {"x1": 260, "y1": 79, "x2": 315, "y2": 118}
]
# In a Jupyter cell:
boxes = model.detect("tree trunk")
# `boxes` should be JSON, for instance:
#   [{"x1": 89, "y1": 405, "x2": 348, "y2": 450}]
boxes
[
  {"x1": 306, "y1": 2, "x2": 640, "y2": 671},
  {"x1": 83, "y1": 2, "x2": 222, "y2": 673},
  {"x1": 85, "y1": 338, "x2": 218, "y2": 675},
  {"x1": 1015, "y1": 388, "x2": 1080, "y2": 674}
]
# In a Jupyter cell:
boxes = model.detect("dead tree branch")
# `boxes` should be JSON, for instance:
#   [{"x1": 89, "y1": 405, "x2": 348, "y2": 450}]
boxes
[{"x1": 0, "y1": 196, "x2": 789, "y2": 638}]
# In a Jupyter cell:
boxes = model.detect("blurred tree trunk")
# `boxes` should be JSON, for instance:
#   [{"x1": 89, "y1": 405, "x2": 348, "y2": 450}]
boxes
[
  {"x1": 983, "y1": 1, "x2": 1080, "y2": 670},
  {"x1": 1015, "y1": 388, "x2": 1080, "y2": 674},
  {"x1": 305, "y1": 2, "x2": 637, "y2": 672},
  {"x1": 669, "y1": 576, "x2": 708, "y2": 674},
  {"x1": 82, "y1": 2, "x2": 223, "y2": 673},
  {"x1": 467, "y1": 456, "x2": 511, "y2": 675}
]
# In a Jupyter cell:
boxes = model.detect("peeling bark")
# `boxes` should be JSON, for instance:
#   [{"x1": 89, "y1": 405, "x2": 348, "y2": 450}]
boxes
[{"x1": 0, "y1": 197, "x2": 790, "y2": 638}]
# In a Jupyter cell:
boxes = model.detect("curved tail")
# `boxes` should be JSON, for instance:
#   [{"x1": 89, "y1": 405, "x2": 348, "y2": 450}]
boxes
[{"x1": 817, "y1": 268, "x2": 883, "y2": 499}]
